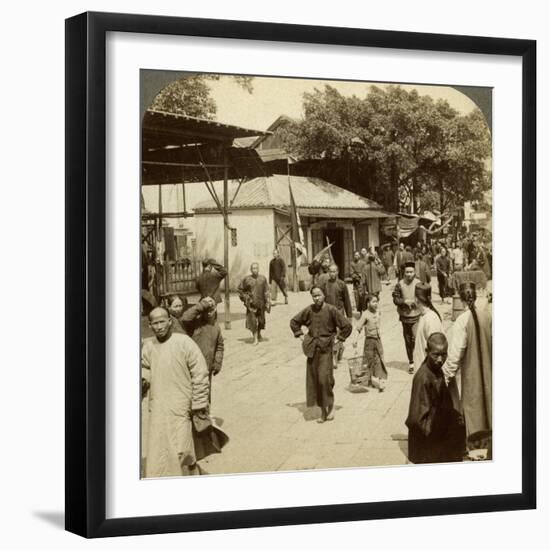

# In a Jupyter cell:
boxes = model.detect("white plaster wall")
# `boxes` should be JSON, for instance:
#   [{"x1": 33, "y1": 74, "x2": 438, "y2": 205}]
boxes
[
  {"x1": 369, "y1": 219, "x2": 380, "y2": 248},
  {"x1": 195, "y1": 209, "x2": 275, "y2": 289}
]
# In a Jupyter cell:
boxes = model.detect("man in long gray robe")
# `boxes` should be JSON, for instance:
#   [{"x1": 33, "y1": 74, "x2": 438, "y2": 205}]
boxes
[
  {"x1": 141, "y1": 307, "x2": 210, "y2": 478},
  {"x1": 363, "y1": 253, "x2": 382, "y2": 297},
  {"x1": 238, "y1": 262, "x2": 271, "y2": 345},
  {"x1": 443, "y1": 282, "x2": 492, "y2": 457}
]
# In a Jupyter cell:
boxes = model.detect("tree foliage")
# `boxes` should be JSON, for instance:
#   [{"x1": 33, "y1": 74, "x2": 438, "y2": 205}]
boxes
[
  {"x1": 277, "y1": 84, "x2": 491, "y2": 215},
  {"x1": 150, "y1": 75, "x2": 254, "y2": 119}
]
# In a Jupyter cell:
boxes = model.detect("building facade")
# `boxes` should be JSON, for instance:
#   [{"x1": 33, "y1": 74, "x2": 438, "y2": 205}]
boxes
[{"x1": 194, "y1": 175, "x2": 388, "y2": 289}]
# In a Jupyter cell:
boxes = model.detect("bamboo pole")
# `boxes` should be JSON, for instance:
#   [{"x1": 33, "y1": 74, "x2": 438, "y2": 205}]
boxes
[
  {"x1": 142, "y1": 160, "x2": 230, "y2": 168},
  {"x1": 288, "y1": 159, "x2": 298, "y2": 292},
  {"x1": 157, "y1": 183, "x2": 165, "y2": 297},
  {"x1": 223, "y1": 149, "x2": 231, "y2": 329}
]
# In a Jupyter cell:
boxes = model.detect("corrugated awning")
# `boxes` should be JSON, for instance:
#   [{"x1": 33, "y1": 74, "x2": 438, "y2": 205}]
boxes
[
  {"x1": 297, "y1": 208, "x2": 391, "y2": 219},
  {"x1": 141, "y1": 109, "x2": 272, "y2": 185},
  {"x1": 143, "y1": 109, "x2": 271, "y2": 149},
  {"x1": 197, "y1": 206, "x2": 392, "y2": 218},
  {"x1": 142, "y1": 146, "x2": 270, "y2": 185}
]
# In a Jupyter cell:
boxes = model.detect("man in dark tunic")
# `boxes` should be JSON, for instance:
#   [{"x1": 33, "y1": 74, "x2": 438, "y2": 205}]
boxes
[
  {"x1": 435, "y1": 246, "x2": 452, "y2": 304},
  {"x1": 363, "y1": 253, "x2": 382, "y2": 298},
  {"x1": 290, "y1": 286, "x2": 352, "y2": 423},
  {"x1": 319, "y1": 264, "x2": 352, "y2": 368},
  {"x1": 405, "y1": 332, "x2": 465, "y2": 464},
  {"x1": 268, "y1": 249, "x2": 288, "y2": 304},
  {"x1": 350, "y1": 250, "x2": 366, "y2": 311},
  {"x1": 319, "y1": 264, "x2": 352, "y2": 318},
  {"x1": 381, "y1": 244, "x2": 394, "y2": 283},
  {"x1": 180, "y1": 296, "x2": 224, "y2": 404},
  {"x1": 196, "y1": 258, "x2": 228, "y2": 305},
  {"x1": 238, "y1": 262, "x2": 270, "y2": 345}
]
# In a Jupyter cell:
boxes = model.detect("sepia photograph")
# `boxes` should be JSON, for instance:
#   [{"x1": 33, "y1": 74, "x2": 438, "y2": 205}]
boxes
[{"x1": 140, "y1": 71, "x2": 493, "y2": 479}]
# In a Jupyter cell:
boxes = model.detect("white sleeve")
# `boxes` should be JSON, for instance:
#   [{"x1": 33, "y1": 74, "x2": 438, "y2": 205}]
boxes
[
  {"x1": 185, "y1": 338, "x2": 210, "y2": 410},
  {"x1": 443, "y1": 312, "x2": 469, "y2": 379},
  {"x1": 426, "y1": 314, "x2": 442, "y2": 338},
  {"x1": 141, "y1": 339, "x2": 152, "y2": 383}
]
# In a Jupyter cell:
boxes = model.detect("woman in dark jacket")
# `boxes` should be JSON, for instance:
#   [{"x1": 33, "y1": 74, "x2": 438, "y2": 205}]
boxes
[{"x1": 166, "y1": 294, "x2": 190, "y2": 333}]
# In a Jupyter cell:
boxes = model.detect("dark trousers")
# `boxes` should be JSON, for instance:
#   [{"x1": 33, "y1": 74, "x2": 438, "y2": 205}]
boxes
[
  {"x1": 332, "y1": 338, "x2": 344, "y2": 366},
  {"x1": 401, "y1": 321, "x2": 418, "y2": 363},
  {"x1": 306, "y1": 348, "x2": 335, "y2": 410},
  {"x1": 273, "y1": 278, "x2": 288, "y2": 297},
  {"x1": 437, "y1": 273, "x2": 449, "y2": 299}
]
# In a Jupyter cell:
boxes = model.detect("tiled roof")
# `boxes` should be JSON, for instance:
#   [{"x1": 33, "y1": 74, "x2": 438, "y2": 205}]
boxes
[{"x1": 194, "y1": 175, "x2": 382, "y2": 211}]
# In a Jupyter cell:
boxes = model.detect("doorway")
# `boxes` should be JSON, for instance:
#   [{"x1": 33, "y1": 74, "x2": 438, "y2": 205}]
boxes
[{"x1": 323, "y1": 227, "x2": 345, "y2": 272}]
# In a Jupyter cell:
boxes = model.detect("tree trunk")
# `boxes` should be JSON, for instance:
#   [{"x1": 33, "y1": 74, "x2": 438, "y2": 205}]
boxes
[
  {"x1": 391, "y1": 155, "x2": 399, "y2": 213},
  {"x1": 439, "y1": 175, "x2": 445, "y2": 215}
]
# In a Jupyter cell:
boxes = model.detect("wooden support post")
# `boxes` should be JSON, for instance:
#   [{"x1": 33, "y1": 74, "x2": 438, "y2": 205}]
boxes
[
  {"x1": 223, "y1": 150, "x2": 231, "y2": 330},
  {"x1": 157, "y1": 183, "x2": 164, "y2": 297},
  {"x1": 291, "y1": 243, "x2": 298, "y2": 292},
  {"x1": 288, "y1": 159, "x2": 299, "y2": 293}
]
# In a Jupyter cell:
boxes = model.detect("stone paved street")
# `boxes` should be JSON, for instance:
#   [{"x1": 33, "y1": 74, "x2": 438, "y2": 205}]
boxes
[{"x1": 192, "y1": 280, "x2": 458, "y2": 475}]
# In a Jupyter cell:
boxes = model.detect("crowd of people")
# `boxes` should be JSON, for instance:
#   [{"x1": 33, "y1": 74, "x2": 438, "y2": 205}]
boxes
[{"x1": 141, "y1": 234, "x2": 492, "y2": 477}]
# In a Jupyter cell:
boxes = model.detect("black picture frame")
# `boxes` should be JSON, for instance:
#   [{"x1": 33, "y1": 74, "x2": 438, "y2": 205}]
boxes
[{"x1": 65, "y1": 11, "x2": 536, "y2": 538}]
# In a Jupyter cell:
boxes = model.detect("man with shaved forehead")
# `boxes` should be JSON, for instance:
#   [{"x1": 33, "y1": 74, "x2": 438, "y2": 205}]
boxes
[
  {"x1": 290, "y1": 286, "x2": 352, "y2": 423},
  {"x1": 238, "y1": 262, "x2": 270, "y2": 345},
  {"x1": 405, "y1": 332, "x2": 465, "y2": 464},
  {"x1": 141, "y1": 307, "x2": 210, "y2": 477}
]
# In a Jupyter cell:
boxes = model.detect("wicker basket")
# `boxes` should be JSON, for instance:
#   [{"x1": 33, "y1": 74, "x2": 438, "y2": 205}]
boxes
[{"x1": 347, "y1": 355, "x2": 370, "y2": 391}]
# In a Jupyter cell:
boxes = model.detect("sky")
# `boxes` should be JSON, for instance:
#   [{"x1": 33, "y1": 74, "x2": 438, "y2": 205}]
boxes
[
  {"x1": 204, "y1": 74, "x2": 482, "y2": 131},
  {"x1": 143, "y1": 75, "x2": 491, "y2": 225}
]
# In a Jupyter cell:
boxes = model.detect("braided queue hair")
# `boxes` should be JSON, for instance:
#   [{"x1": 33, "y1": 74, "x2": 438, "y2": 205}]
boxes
[
  {"x1": 426, "y1": 298, "x2": 442, "y2": 321},
  {"x1": 459, "y1": 282, "x2": 480, "y2": 346},
  {"x1": 416, "y1": 288, "x2": 441, "y2": 321},
  {"x1": 459, "y1": 282, "x2": 490, "y2": 432}
]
